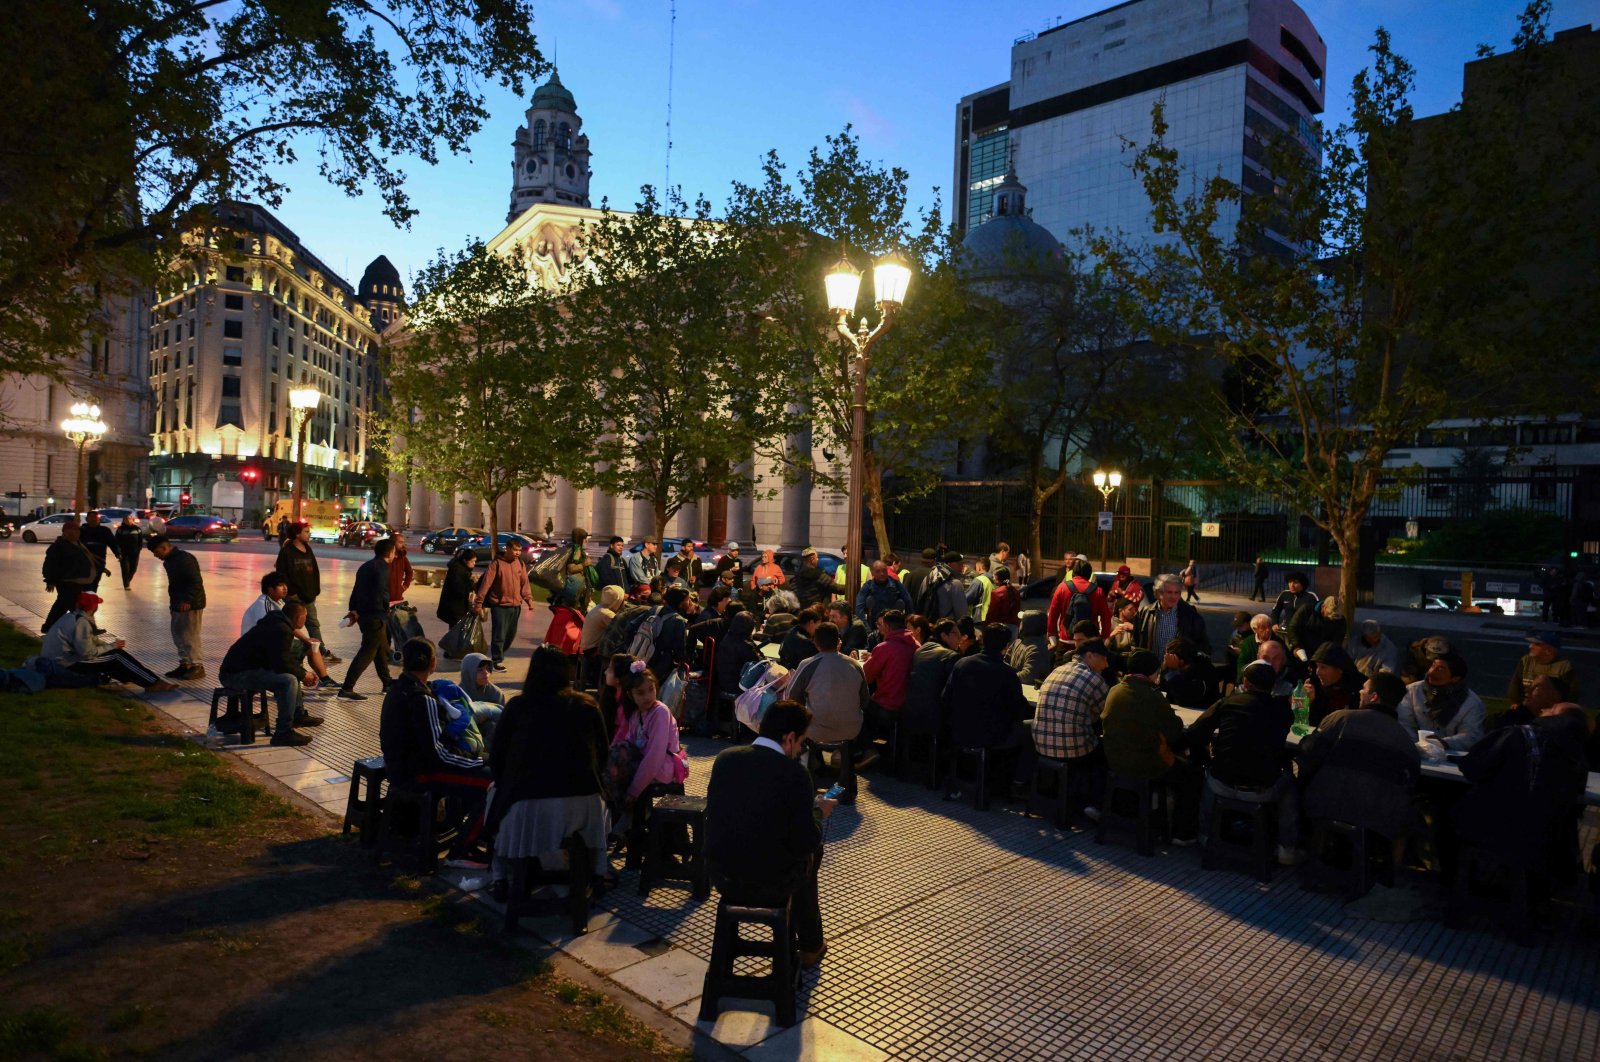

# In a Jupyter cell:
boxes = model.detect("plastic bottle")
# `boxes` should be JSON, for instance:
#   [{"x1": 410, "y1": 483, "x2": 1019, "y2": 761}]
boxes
[{"x1": 1290, "y1": 681, "x2": 1313, "y2": 736}]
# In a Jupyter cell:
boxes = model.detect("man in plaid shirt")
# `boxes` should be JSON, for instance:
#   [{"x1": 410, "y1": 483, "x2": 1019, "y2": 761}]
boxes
[{"x1": 1033, "y1": 638, "x2": 1112, "y2": 761}]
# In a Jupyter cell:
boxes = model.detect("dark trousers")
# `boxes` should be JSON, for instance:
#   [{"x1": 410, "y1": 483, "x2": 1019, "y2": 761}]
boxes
[
  {"x1": 414, "y1": 768, "x2": 493, "y2": 858},
  {"x1": 44, "y1": 586, "x2": 88, "y2": 633},
  {"x1": 1250, "y1": 578, "x2": 1267, "y2": 602},
  {"x1": 116, "y1": 547, "x2": 140, "y2": 588},
  {"x1": 341, "y1": 614, "x2": 393, "y2": 691},
  {"x1": 71, "y1": 650, "x2": 161, "y2": 689},
  {"x1": 489, "y1": 605, "x2": 521, "y2": 665},
  {"x1": 713, "y1": 848, "x2": 824, "y2": 951},
  {"x1": 1183, "y1": 584, "x2": 1200, "y2": 602},
  {"x1": 86, "y1": 552, "x2": 108, "y2": 593}
]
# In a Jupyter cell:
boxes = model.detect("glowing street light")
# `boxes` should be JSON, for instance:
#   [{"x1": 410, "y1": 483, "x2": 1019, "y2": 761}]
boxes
[
  {"x1": 289, "y1": 386, "x2": 321, "y2": 521},
  {"x1": 60, "y1": 401, "x2": 107, "y2": 516}
]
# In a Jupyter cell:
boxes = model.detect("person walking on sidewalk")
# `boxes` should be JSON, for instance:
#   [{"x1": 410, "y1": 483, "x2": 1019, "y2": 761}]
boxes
[
  {"x1": 1180, "y1": 559, "x2": 1200, "y2": 602},
  {"x1": 79, "y1": 512, "x2": 116, "y2": 593},
  {"x1": 474, "y1": 537, "x2": 532, "y2": 672},
  {"x1": 41, "y1": 519, "x2": 96, "y2": 633},
  {"x1": 276, "y1": 520, "x2": 340, "y2": 664},
  {"x1": 337, "y1": 538, "x2": 395, "y2": 700},
  {"x1": 114, "y1": 514, "x2": 144, "y2": 590},
  {"x1": 149, "y1": 535, "x2": 206, "y2": 680}
]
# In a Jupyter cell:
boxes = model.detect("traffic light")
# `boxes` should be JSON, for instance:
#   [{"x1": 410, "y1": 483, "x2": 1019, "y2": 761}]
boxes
[
  {"x1": 240, "y1": 468, "x2": 259, "y2": 483},
  {"x1": 180, "y1": 491, "x2": 191, "y2": 506}
]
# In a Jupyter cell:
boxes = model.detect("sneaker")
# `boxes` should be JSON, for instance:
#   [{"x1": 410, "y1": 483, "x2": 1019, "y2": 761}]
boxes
[
  {"x1": 493, "y1": 662, "x2": 508, "y2": 673},
  {"x1": 178, "y1": 665, "x2": 205, "y2": 681},
  {"x1": 294, "y1": 712, "x2": 325, "y2": 727},
  {"x1": 270, "y1": 730, "x2": 313, "y2": 747},
  {"x1": 336, "y1": 690, "x2": 366, "y2": 701},
  {"x1": 322, "y1": 652, "x2": 343, "y2": 664},
  {"x1": 853, "y1": 749, "x2": 880, "y2": 770},
  {"x1": 163, "y1": 666, "x2": 188, "y2": 679},
  {"x1": 1082, "y1": 805, "x2": 1102, "y2": 822},
  {"x1": 444, "y1": 856, "x2": 489, "y2": 870}
]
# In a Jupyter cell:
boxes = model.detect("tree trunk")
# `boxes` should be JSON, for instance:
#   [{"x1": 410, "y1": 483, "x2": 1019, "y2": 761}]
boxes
[
  {"x1": 863, "y1": 451, "x2": 891, "y2": 560},
  {"x1": 485, "y1": 490, "x2": 500, "y2": 549},
  {"x1": 1333, "y1": 524, "x2": 1361, "y2": 629},
  {"x1": 654, "y1": 498, "x2": 670, "y2": 549}
]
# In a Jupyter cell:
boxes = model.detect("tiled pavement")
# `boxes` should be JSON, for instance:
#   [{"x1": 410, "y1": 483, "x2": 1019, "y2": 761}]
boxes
[{"x1": 4, "y1": 541, "x2": 1600, "y2": 1060}]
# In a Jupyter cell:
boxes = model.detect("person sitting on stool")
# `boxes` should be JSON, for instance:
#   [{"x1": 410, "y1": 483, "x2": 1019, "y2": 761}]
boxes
[{"x1": 704, "y1": 699, "x2": 839, "y2": 969}]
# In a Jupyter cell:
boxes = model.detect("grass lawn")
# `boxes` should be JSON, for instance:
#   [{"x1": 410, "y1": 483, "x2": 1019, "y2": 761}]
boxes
[{"x1": 0, "y1": 621, "x2": 687, "y2": 1061}]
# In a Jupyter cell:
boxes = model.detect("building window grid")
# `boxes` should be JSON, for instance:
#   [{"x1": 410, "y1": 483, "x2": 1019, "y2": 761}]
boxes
[{"x1": 964, "y1": 127, "x2": 1011, "y2": 231}]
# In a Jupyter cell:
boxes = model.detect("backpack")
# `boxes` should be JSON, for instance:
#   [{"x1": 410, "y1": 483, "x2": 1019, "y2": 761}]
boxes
[
  {"x1": 628, "y1": 607, "x2": 665, "y2": 662},
  {"x1": 600, "y1": 603, "x2": 650, "y2": 658},
  {"x1": 915, "y1": 567, "x2": 947, "y2": 617},
  {"x1": 1064, "y1": 579, "x2": 1093, "y2": 628}
]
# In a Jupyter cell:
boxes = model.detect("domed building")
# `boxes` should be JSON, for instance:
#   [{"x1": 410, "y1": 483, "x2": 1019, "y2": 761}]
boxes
[
  {"x1": 507, "y1": 70, "x2": 593, "y2": 224},
  {"x1": 958, "y1": 165, "x2": 1062, "y2": 279},
  {"x1": 357, "y1": 254, "x2": 405, "y2": 332}
]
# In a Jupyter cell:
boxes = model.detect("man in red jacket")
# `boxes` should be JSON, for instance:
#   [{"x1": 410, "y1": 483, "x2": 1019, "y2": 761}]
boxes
[
  {"x1": 1046, "y1": 557, "x2": 1112, "y2": 644},
  {"x1": 862, "y1": 609, "x2": 917, "y2": 769}
]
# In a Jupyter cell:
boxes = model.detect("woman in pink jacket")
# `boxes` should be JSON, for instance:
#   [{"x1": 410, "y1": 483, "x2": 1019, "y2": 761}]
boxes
[{"x1": 604, "y1": 660, "x2": 688, "y2": 854}]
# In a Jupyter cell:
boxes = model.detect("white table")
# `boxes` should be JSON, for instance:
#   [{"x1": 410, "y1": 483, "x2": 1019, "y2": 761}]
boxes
[
  {"x1": 1171, "y1": 706, "x2": 1600, "y2": 805},
  {"x1": 759, "y1": 642, "x2": 781, "y2": 661}
]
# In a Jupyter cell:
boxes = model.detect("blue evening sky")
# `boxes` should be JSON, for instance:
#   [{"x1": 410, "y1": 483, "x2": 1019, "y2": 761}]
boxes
[{"x1": 266, "y1": 0, "x2": 1600, "y2": 290}]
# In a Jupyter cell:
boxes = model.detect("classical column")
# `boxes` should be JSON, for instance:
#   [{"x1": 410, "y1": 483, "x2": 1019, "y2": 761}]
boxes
[
  {"x1": 387, "y1": 471, "x2": 408, "y2": 528},
  {"x1": 780, "y1": 414, "x2": 813, "y2": 550},
  {"x1": 630, "y1": 496, "x2": 655, "y2": 543},
  {"x1": 674, "y1": 499, "x2": 701, "y2": 542},
  {"x1": 454, "y1": 492, "x2": 477, "y2": 527},
  {"x1": 590, "y1": 488, "x2": 616, "y2": 539},
  {"x1": 494, "y1": 492, "x2": 514, "y2": 531},
  {"x1": 409, "y1": 480, "x2": 430, "y2": 530},
  {"x1": 553, "y1": 477, "x2": 576, "y2": 536},
  {"x1": 725, "y1": 457, "x2": 755, "y2": 548},
  {"x1": 517, "y1": 486, "x2": 542, "y2": 534}
]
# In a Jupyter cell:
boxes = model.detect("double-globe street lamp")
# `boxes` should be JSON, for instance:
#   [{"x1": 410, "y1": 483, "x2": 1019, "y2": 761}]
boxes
[
  {"x1": 1092, "y1": 469, "x2": 1122, "y2": 573},
  {"x1": 824, "y1": 249, "x2": 912, "y2": 605},
  {"x1": 60, "y1": 401, "x2": 108, "y2": 517},
  {"x1": 289, "y1": 385, "x2": 322, "y2": 521}
]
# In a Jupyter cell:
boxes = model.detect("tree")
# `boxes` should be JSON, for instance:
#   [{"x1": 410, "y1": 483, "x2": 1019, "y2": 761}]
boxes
[
  {"x1": 0, "y1": 0, "x2": 543, "y2": 381},
  {"x1": 561, "y1": 188, "x2": 800, "y2": 544},
  {"x1": 727, "y1": 129, "x2": 996, "y2": 557},
  {"x1": 1094, "y1": 2, "x2": 1595, "y2": 618},
  {"x1": 377, "y1": 240, "x2": 593, "y2": 545}
]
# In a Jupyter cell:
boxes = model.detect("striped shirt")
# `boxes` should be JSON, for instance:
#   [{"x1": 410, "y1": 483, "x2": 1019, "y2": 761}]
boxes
[{"x1": 1033, "y1": 661, "x2": 1108, "y2": 760}]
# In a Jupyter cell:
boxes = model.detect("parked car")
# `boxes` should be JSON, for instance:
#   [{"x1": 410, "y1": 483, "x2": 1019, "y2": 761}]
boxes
[
  {"x1": 1422, "y1": 595, "x2": 1505, "y2": 614},
  {"x1": 339, "y1": 520, "x2": 394, "y2": 548},
  {"x1": 162, "y1": 515, "x2": 239, "y2": 542},
  {"x1": 466, "y1": 531, "x2": 539, "y2": 562},
  {"x1": 92, "y1": 507, "x2": 157, "y2": 524},
  {"x1": 774, "y1": 547, "x2": 845, "y2": 584},
  {"x1": 17, "y1": 513, "x2": 76, "y2": 543},
  {"x1": 420, "y1": 526, "x2": 484, "y2": 554}
]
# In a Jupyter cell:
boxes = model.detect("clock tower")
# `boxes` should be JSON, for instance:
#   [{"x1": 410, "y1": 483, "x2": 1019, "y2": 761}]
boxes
[{"x1": 507, "y1": 70, "x2": 593, "y2": 224}]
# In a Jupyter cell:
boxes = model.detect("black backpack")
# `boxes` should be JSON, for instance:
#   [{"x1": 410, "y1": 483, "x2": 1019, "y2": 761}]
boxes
[
  {"x1": 1064, "y1": 580, "x2": 1093, "y2": 628},
  {"x1": 600, "y1": 602, "x2": 651, "y2": 658},
  {"x1": 915, "y1": 568, "x2": 947, "y2": 616}
]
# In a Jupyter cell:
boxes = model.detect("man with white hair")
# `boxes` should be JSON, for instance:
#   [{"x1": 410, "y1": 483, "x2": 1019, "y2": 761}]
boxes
[
  {"x1": 1346, "y1": 618, "x2": 1401, "y2": 676},
  {"x1": 1134, "y1": 573, "x2": 1211, "y2": 656}
]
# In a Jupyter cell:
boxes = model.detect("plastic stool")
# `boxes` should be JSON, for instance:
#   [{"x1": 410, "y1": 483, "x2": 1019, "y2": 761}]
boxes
[
  {"x1": 946, "y1": 747, "x2": 991, "y2": 811},
  {"x1": 374, "y1": 785, "x2": 454, "y2": 873},
  {"x1": 698, "y1": 900, "x2": 798, "y2": 1027},
  {"x1": 1028, "y1": 756, "x2": 1073, "y2": 829},
  {"x1": 208, "y1": 686, "x2": 269, "y2": 745},
  {"x1": 1302, "y1": 819, "x2": 1384, "y2": 898},
  {"x1": 638, "y1": 794, "x2": 710, "y2": 900},
  {"x1": 504, "y1": 834, "x2": 593, "y2": 936},
  {"x1": 1096, "y1": 773, "x2": 1168, "y2": 856},
  {"x1": 342, "y1": 756, "x2": 386, "y2": 846},
  {"x1": 1449, "y1": 843, "x2": 1534, "y2": 945},
  {"x1": 1202, "y1": 787, "x2": 1275, "y2": 882}
]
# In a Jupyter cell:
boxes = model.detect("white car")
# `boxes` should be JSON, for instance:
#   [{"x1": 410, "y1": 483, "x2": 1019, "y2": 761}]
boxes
[{"x1": 18, "y1": 513, "x2": 75, "y2": 543}]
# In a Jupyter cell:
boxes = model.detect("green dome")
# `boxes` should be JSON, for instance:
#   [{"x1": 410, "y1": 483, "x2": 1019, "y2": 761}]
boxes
[{"x1": 529, "y1": 70, "x2": 576, "y2": 112}]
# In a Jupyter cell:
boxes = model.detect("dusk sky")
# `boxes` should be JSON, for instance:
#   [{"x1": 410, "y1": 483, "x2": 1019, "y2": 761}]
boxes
[{"x1": 266, "y1": 0, "x2": 1600, "y2": 290}]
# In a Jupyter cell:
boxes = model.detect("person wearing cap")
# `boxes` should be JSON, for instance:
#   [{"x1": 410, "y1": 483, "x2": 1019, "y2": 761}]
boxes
[
  {"x1": 900, "y1": 547, "x2": 939, "y2": 601},
  {"x1": 1402, "y1": 634, "x2": 1452, "y2": 684},
  {"x1": 37, "y1": 592, "x2": 176, "y2": 691},
  {"x1": 41, "y1": 518, "x2": 97, "y2": 633},
  {"x1": 857, "y1": 559, "x2": 914, "y2": 627},
  {"x1": 1270, "y1": 571, "x2": 1318, "y2": 633},
  {"x1": 1108, "y1": 564, "x2": 1144, "y2": 611},
  {"x1": 148, "y1": 534, "x2": 206, "y2": 680},
  {"x1": 1179, "y1": 659, "x2": 1297, "y2": 862},
  {"x1": 793, "y1": 547, "x2": 839, "y2": 609},
  {"x1": 595, "y1": 535, "x2": 628, "y2": 592},
  {"x1": 1158, "y1": 637, "x2": 1213, "y2": 708},
  {"x1": 750, "y1": 548, "x2": 786, "y2": 598},
  {"x1": 1305, "y1": 642, "x2": 1365, "y2": 725},
  {"x1": 624, "y1": 535, "x2": 661, "y2": 590},
  {"x1": 1100, "y1": 648, "x2": 1198, "y2": 841},
  {"x1": 1506, "y1": 630, "x2": 1578, "y2": 707},
  {"x1": 1032, "y1": 638, "x2": 1112, "y2": 808},
  {"x1": 713, "y1": 540, "x2": 744, "y2": 585},
  {"x1": 1295, "y1": 671, "x2": 1421, "y2": 877},
  {"x1": 1397, "y1": 651, "x2": 1485, "y2": 752},
  {"x1": 276, "y1": 519, "x2": 340, "y2": 664},
  {"x1": 1346, "y1": 617, "x2": 1401, "y2": 677},
  {"x1": 661, "y1": 554, "x2": 692, "y2": 592}
]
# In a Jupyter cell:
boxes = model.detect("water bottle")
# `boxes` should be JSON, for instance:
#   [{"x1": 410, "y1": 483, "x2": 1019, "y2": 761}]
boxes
[{"x1": 1290, "y1": 681, "x2": 1313, "y2": 737}]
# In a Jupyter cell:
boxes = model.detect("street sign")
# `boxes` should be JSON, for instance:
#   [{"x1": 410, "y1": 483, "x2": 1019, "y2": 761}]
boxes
[
  {"x1": 3, "y1": 491, "x2": 24, "y2": 499},
  {"x1": 1201, "y1": 522, "x2": 1221, "y2": 538},
  {"x1": 1097, "y1": 511, "x2": 1113, "y2": 532},
  {"x1": 1406, "y1": 519, "x2": 1419, "y2": 539}
]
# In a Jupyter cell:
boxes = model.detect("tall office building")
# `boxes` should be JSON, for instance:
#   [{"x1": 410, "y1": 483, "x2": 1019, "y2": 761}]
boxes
[
  {"x1": 146, "y1": 202, "x2": 393, "y2": 521},
  {"x1": 954, "y1": 0, "x2": 1324, "y2": 253}
]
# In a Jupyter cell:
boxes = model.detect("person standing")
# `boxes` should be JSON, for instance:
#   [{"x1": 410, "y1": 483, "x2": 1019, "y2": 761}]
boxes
[
  {"x1": 1250, "y1": 556, "x2": 1269, "y2": 602},
  {"x1": 40, "y1": 518, "x2": 96, "y2": 633},
  {"x1": 475, "y1": 537, "x2": 532, "y2": 671},
  {"x1": 1180, "y1": 558, "x2": 1200, "y2": 602},
  {"x1": 149, "y1": 534, "x2": 206, "y2": 680},
  {"x1": 276, "y1": 520, "x2": 340, "y2": 664},
  {"x1": 595, "y1": 535, "x2": 628, "y2": 592},
  {"x1": 388, "y1": 536, "x2": 415, "y2": 604},
  {"x1": 79, "y1": 512, "x2": 116, "y2": 593},
  {"x1": 337, "y1": 538, "x2": 396, "y2": 700},
  {"x1": 561, "y1": 528, "x2": 597, "y2": 609},
  {"x1": 674, "y1": 538, "x2": 704, "y2": 587},
  {"x1": 1135, "y1": 574, "x2": 1211, "y2": 656},
  {"x1": 965, "y1": 556, "x2": 995, "y2": 621},
  {"x1": 113, "y1": 514, "x2": 144, "y2": 590},
  {"x1": 625, "y1": 535, "x2": 661, "y2": 590},
  {"x1": 436, "y1": 547, "x2": 479, "y2": 629}
]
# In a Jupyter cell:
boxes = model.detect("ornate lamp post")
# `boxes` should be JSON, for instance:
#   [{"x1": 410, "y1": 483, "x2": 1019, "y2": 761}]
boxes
[
  {"x1": 824, "y1": 249, "x2": 912, "y2": 605},
  {"x1": 288, "y1": 386, "x2": 321, "y2": 521},
  {"x1": 1092, "y1": 469, "x2": 1122, "y2": 572},
  {"x1": 60, "y1": 401, "x2": 107, "y2": 516}
]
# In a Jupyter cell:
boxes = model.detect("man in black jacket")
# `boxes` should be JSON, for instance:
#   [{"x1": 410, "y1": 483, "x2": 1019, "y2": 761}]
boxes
[
  {"x1": 219, "y1": 602, "x2": 319, "y2": 746},
  {"x1": 595, "y1": 535, "x2": 628, "y2": 592},
  {"x1": 79, "y1": 512, "x2": 116, "y2": 592},
  {"x1": 338, "y1": 538, "x2": 394, "y2": 700},
  {"x1": 1270, "y1": 571, "x2": 1318, "y2": 632},
  {"x1": 793, "y1": 548, "x2": 838, "y2": 609},
  {"x1": 943, "y1": 623, "x2": 1032, "y2": 795},
  {"x1": 903, "y1": 619, "x2": 961, "y2": 739},
  {"x1": 150, "y1": 535, "x2": 206, "y2": 680},
  {"x1": 41, "y1": 519, "x2": 96, "y2": 633},
  {"x1": 1178, "y1": 660, "x2": 1298, "y2": 864},
  {"x1": 275, "y1": 520, "x2": 340, "y2": 663},
  {"x1": 704, "y1": 699, "x2": 837, "y2": 967},
  {"x1": 1135, "y1": 575, "x2": 1212, "y2": 656},
  {"x1": 380, "y1": 637, "x2": 492, "y2": 866}
]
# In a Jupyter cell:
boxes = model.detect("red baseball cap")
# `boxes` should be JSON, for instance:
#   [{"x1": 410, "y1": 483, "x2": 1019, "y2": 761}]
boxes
[{"x1": 77, "y1": 592, "x2": 103, "y2": 610}]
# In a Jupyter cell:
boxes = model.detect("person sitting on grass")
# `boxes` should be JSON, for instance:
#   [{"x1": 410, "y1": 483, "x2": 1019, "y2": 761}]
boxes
[
  {"x1": 37, "y1": 592, "x2": 177, "y2": 692},
  {"x1": 379, "y1": 636, "x2": 493, "y2": 869}
]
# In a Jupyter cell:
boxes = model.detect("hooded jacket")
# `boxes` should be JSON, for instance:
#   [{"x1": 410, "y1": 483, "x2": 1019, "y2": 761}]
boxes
[
  {"x1": 219, "y1": 610, "x2": 299, "y2": 677},
  {"x1": 544, "y1": 603, "x2": 585, "y2": 655},
  {"x1": 1005, "y1": 610, "x2": 1051, "y2": 686},
  {"x1": 580, "y1": 585, "x2": 625, "y2": 652},
  {"x1": 275, "y1": 540, "x2": 321, "y2": 603},
  {"x1": 42, "y1": 609, "x2": 118, "y2": 665},
  {"x1": 793, "y1": 564, "x2": 838, "y2": 609},
  {"x1": 162, "y1": 546, "x2": 206, "y2": 611},
  {"x1": 437, "y1": 554, "x2": 477, "y2": 626},
  {"x1": 713, "y1": 611, "x2": 760, "y2": 704},
  {"x1": 459, "y1": 652, "x2": 505, "y2": 705},
  {"x1": 863, "y1": 627, "x2": 917, "y2": 710}
]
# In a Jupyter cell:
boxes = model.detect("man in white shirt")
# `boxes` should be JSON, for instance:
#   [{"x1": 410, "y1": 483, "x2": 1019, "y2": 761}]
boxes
[{"x1": 242, "y1": 571, "x2": 328, "y2": 687}]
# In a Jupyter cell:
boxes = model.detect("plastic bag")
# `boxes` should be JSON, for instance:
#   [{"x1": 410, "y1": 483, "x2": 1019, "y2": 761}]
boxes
[
  {"x1": 530, "y1": 546, "x2": 568, "y2": 593},
  {"x1": 439, "y1": 612, "x2": 486, "y2": 660},
  {"x1": 734, "y1": 663, "x2": 791, "y2": 732},
  {"x1": 660, "y1": 666, "x2": 688, "y2": 721}
]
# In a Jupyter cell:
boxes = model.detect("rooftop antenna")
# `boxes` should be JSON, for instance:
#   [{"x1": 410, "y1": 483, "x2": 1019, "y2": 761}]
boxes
[{"x1": 665, "y1": 0, "x2": 677, "y2": 194}]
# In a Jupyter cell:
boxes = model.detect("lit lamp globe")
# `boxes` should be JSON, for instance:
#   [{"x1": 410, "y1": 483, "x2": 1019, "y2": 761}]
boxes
[
  {"x1": 872, "y1": 250, "x2": 912, "y2": 309},
  {"x1": 289, "y1": 386, "x2": 321, "y2": 413},
  {"x1": 824, "y1": 254, "x2": 862, "y2": 315}
]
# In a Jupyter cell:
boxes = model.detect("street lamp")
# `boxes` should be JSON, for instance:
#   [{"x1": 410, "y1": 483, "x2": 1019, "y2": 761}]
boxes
[
  {"x1": 288, "y1": 386, "x2": 321, "y2": 521},
  {"x1": 60, "y1": 401, "x2": 107, "y2": 516},
  {"x1": 825, "y1": 248, "x2": 912, "y2": 605},
  {"x1": 1092, "y1": 470, "x2": 1122, "y2": 572}
]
